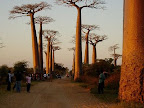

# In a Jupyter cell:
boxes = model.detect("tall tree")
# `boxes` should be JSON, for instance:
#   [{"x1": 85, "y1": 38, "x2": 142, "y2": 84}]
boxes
[
  {"x1": 9, "y1": 2, "x2": 51, "y2": 74},
  {"x1": 43, "y1": 30, "x2": 59, "y2": 74},
  {"x1": 119, "y1": 0, "x2": 144, "y2": 103},
  {"x1": 56, "y1": 0, "x2": 105, "y2": 81},
  {"x1": 82, "y1": 24, "x2": 99, "y2": 64},
  {"x1": 52, "y1": 46, "x2": 61, "y2": 71},
  {"x1": 109, "y1": 44, "x2": 121, "y2": 66},
  {"x1": 68, "y1": 47, "x2": 75, "y2": 79},
  {"x1": 35, "y1": 16, "x2": 54, "y2": 74},
  {"x1": 89, "y1": 33, "x2": 107, "y2": 64}
]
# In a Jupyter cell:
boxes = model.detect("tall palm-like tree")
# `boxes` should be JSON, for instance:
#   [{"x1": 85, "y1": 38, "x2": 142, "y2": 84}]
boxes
[
  {"x1": 9, "y1": 2, "x2": 51, "y2": 73},
  {"x1": 109, "y1": 44, "x2": 121, "y2": 66},
  {"x1": 81, "y1": 24, "x2": 99, "y2": 64},
  {"x1": 56, "y1": 0, "x2": 105, "y2": 81},
  {"x1": 89, "y1": 33, "x2": 107, "y2": 64},
  {"x1": 119, "y1": 0, "x2": 144, "y2": 103},
  {"x1": 35, "y1": 16, "x2": 54, "y2": 74}
]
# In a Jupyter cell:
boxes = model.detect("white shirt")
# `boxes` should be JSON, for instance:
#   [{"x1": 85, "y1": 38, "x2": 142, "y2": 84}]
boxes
[{"x1": 26, "y1": 76, "x2": 31, "y2": 84}]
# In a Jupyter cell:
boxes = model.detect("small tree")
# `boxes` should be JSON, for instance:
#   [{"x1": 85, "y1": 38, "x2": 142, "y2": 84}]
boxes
[
  {"x1": 82, "y1": 24, "x2": 99, "y2": 64},
  {"x1": 89, "y1": 33, "x2": 107, "y2": 64},
  {"x1": 35, "y1": 16, "x2": 54, "y2": 74},
  {"x1": 109, "y1": 44, "x2": 122, "y2": 66},
  {"x1": 52, "y1": 46, "x2": 61, "y2": 71},
  {"x1": 56, "y1": 0, "x2": 105, "y2": 81},
  {"x1": 9, "y1": 2, "x2": 51, "y2": 74},
  {"x1": 0, "y1": 65, "x2": 9, "y2": 84}
]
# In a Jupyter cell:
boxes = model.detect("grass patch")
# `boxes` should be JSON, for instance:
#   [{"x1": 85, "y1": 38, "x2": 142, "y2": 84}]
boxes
[{"x1": 90, "y1": 86, "x2": 119, "y2": 104}]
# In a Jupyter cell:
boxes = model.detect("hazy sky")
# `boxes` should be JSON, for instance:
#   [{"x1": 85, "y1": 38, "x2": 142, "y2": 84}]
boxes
[{"x1": 0, "y1": 0, "x2": 123, "y2": 70}]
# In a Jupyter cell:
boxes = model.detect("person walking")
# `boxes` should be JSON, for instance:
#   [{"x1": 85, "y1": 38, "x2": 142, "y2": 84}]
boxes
[
  {"x1": 26, "y1": 74, "x2": 31, "y2": 93},
  {"x1": 15, "y1": 72, "x2": 22, "y2": 92},
  {"x1": 7, "y1": 70, "x2": 14, "y2": 91},
  {"x1": 98, "y1": 71, "x2": 107, "y2": 94}
]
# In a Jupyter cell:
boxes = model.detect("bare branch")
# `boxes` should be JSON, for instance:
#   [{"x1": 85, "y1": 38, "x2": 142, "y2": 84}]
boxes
[
  {"x1": 109, "y1": 44, "x2": 119, "y2": 52},
  {"x1": 35, "y1": 16, "x2": 54, "y2": 24},
  {"x1": 9, "y1": 2, "x2": 51, "y2": 19}
]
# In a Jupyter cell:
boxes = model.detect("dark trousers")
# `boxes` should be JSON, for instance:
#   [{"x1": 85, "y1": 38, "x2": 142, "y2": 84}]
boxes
[
  {"x1": 98, "y1": 82, "x2": 104, "y2": 94},
  {"x1": 7, "y1": 81, "x2": 11, "y2": 91},
  {"x1": 27, "y1": 83, "x2": 31, "y2": 92}
]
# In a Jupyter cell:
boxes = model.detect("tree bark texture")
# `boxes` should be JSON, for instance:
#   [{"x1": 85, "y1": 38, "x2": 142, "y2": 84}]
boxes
[
  {"x1": 84, "y1": 32, "x2": 89, "y2": 64},
  {"x1": 72, "y1": 52, "x2": 75, "y2": 78},
  {"x1": 74, "y1": 8, "x2": 82, "y2": 81},
  {"x1": 30, "y1": 13, "x2": 40, "y2": 74},
  {"x1": 38, "y1": 22, "x2": 43, "y2": 74},
  {"x1": 52, "y1": 49, "x2": 54, "y2": 71},
  {"x1": 92, "y1": 45, "x2": 96, "y2": 64},
  {"x1": 46, "y1": 38, "x2": 50, "y2": 74},
  {"x1": 49, "y1": 43, "x2": 52, "y2": 73},
  {"x1": 119, "y1": 0, "x2": 144, "y2": 103}
]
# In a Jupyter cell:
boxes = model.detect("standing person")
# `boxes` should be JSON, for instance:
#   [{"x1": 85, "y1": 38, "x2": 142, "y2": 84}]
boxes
[
  {"x1": 98, "y1": 71, "x2": 107, "y2": 94},
  {"x1": 7, "y1": 70, "x2": 14, "y2": 91},
  {"x1": 26, "y1": 74, "x2": 31, "y2": 93},
  {"x1": 15, "y1": 72, "x2": 22, "y2": 92}
]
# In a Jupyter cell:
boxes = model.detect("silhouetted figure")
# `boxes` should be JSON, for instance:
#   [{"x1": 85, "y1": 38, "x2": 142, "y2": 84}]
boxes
[
  {"x1": 7, "y1": 70, "x2": 14, "y2": 91},
  {"x1": 15, "y1": 72, "x2": 22, "y2": 92},
  {"x1": 26, "y1": 74, "x2": 31, "y2": 93},
  {"x1": 98, "y1": 71, "x2": 107, "y2": 94}
]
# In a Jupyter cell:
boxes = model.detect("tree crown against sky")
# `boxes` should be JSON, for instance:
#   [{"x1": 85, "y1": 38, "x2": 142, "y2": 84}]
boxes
[
  {"x1": 109, "y1": 44, "x2": 119, "y2": 52},
  {"x1": 89, "y1": 33, "x2": 107, "y2": 45},
  {"x1": 56, "y1": 0, "x2": 105, "y2": 9},
  {"x1": 9, "y1": 2, "x2": 51, "y2": 19},
  {"x1": 35, "y1": 16, "x2": 54, "y2": 24},
  {"x1": 81, "y1": 24, "x2": 99, "y2": 33}
]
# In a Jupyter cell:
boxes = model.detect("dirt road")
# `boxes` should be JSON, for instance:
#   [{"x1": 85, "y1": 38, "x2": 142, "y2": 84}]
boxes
[{"x1": 0, "y1": 77, "x2": 115, "y2": 108}]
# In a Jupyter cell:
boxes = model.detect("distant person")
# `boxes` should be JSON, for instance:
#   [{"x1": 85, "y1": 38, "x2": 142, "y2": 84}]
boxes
[
  {"x1": 98, "y1": 71, "x2": 108, "y2": 94},
  {"x1": 15, "y1": 72, "x2": 22, "y2": 92},
  {"x1": 26, "y1": 74, "x2": 31, "y2": 93},
  {"x1": 6, "y1": 70, "x2": 14, "y2": 91}
]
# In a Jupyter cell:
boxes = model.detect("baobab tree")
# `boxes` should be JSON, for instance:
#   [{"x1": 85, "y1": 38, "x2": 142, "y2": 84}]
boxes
[
  {"x1": 35, "y1": 16, "x2": 54, "y2": 74},
  {"x1": 56, "y1": 0, "x2": 105, "y2": 81},
  {"x1": 109, "y1": 44, "x2": 122, "y2": 66},
  {"x1": 9, "y1": 2, "x2": 51, "y2": 73},
  {"x1": 52, "y1": 46, "x2": 61, "y2": 71},
  {"x1": 43, "y1": 30, "x2": 59, "y2": 74},
  {"x1": 68, "y1": 47, "x2": 75, "y2": 79},
  {"x1": 82, "y1": 24, "x2": 99, "y2": 64},
  {"x1": 119, "y1": 0, "x2": 144, "y2": 103},
  {"x1": 89, "y1": 33, "x2": 107, "y2": 64}
]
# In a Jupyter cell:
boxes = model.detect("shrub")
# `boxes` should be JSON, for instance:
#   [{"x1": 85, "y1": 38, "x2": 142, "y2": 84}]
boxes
[{"x1": 0, "y1": 65, "x2": 9, "y2": 84}]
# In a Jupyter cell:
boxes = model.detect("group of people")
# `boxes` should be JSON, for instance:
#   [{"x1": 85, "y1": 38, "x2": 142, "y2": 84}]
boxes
[{"x1": 7, "y1": 70, "x2": 31, "y2": 93}]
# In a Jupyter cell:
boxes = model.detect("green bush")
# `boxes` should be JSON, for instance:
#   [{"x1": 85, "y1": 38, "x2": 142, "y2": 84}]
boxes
[{"x1": 0, "y1": 65, "x2": 9, "y2": 84}]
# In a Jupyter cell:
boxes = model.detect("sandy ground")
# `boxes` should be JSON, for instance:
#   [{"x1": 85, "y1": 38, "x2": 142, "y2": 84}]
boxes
[{"x1": 0, "y1": 77, "x2": 116, "y2": 108}]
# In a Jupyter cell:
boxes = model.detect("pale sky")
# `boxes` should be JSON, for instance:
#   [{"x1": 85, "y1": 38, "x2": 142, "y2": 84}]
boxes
[{"x1": 0, "y1": 0, "x2": 123, "y2": 70}]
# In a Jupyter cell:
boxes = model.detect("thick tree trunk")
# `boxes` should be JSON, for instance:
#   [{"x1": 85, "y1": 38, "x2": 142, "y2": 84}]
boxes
[
  {"x1": 45, "y1": 52, "x2": 48, "y2": 74},
  {"x1": 52, "y1": 49, "x2": 54, "y2": 72},
  {"x1": 49, "y1": 43, "x2": 52, "y2": 73},
  {"x1": 114, "y1": 58, "x2": 117, "y2": 66},
  {"x1": 30, "y1": 13, "x2": 40, "y2": 74},
  {"x1": 38, "y1": 22, "x2": 43, "y2": 74},
  {"x1": 72, "y1": 52, "x2": 75, "y2": 79},
  {"x1": 84, "y1": 31, "x2": 89, "y2": 64},
  {"x1": 119, "y1": 0, "x2": 144, "y2": 103},
  {"x1": 46, "y1": 38, "x2": 50, "y2": 74},
  {"x1": 92, "y1": 45, "x2": 96, "y2": 64},
  {"x1": 74, "y1": 8, "x2": 82, "y2": 81}
]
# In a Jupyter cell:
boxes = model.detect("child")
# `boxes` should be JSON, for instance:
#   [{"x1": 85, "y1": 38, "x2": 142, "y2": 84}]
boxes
[{"x1": 26, "y1": 74, "x2": 31, "y2": 93}]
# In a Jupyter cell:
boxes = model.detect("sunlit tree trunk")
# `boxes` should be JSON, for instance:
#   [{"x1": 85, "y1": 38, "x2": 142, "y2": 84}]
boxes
[
  {"x1": 45, "y1": 52, "x2": 48, "y2": 74},
  {"x1": 46, "y1": 38, "x2": 50, "y2": 74},
  {"x1": 72, "y1": 52, "x2": 75, "y2": 79},
  {"x1": 119, "y1": 0, "x2": 144, "y2": 103},
  {"x1": 92, "y1": 45, "x2": 96, "y2": 64},
  {"x1": 74, "y1": 8, "x2": 82, "y2": 81},
  {"x1": 52, "y1": 49, "x2": 54, "y2": 71},
  {"x1": 114, "y1": 58, "x2": 117, "y2": 66},
  {"x1": 30, "y1": 13, "x2": 40, "y2": 74},
  {"x1": 84, "y1": 31, "x2": 89, "y2": 64},
  {"x1": 38, "y1": 22, "x2": 43, "y2": 74},
  {"x1": 49, "y1": 42, "x2": 52, "y2": 73}
]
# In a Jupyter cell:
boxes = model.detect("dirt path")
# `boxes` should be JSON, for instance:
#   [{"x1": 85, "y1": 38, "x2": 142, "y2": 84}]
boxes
[{"x1": 0, "y1": 77, "x2": 116, "y2": 108}]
